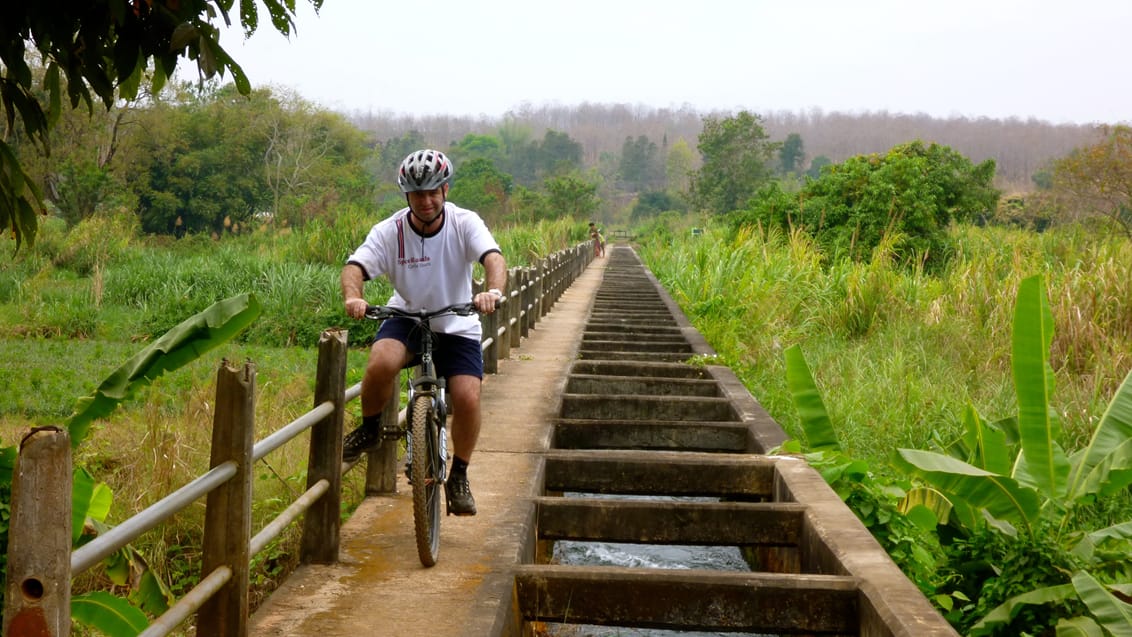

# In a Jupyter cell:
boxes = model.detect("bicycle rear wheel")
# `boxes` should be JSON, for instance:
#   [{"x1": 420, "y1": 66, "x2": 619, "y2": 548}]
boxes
[{"x1": 410, "y1": 393, "x2": 442, "y2": 566}]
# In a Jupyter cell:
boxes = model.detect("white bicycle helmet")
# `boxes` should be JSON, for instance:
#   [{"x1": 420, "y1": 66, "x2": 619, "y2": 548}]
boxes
[{"x1": 397, "y1": 149, "x2": 454, "y2": 192}]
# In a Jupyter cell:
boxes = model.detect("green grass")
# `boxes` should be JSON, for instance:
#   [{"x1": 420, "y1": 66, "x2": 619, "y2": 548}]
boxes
[
  {"x1": 638, "y1": 220, "x2": 1132, "y2": 467},
  {"x1": 0, "y1": 339, "x2": 141, "y2": 423}
]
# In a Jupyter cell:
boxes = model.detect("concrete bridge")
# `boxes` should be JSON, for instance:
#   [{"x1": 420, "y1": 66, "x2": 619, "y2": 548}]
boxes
[{"x1": 249, "y1": 245, "x2": 957, "y2": 637}]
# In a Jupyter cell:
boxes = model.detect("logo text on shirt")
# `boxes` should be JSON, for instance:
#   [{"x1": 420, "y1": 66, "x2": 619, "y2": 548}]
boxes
[{"x1": 399, "y1": 256, "x2": 432, "y2": 269}]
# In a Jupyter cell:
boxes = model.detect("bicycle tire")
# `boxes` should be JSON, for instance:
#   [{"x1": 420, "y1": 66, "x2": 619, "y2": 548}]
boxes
[{"x1": 410, "y1": 393, "x2": 442, "y2": 566}]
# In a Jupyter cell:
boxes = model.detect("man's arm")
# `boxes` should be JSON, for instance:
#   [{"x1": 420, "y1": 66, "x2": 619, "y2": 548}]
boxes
[
  {"x1": 474, "y1": 251, "x2": 507, "y2": 314},
  {"x1": 341, "y1": 263, "x2": 369, "y2": 319}
]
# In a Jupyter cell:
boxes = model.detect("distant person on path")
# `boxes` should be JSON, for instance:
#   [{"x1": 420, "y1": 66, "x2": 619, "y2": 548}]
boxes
[
  {"x1": 340, "y1": 149, "x2": 507, "y2": 516},
  {"x1": 589, "y1": 221, "x2": 605, "y2": 257}
]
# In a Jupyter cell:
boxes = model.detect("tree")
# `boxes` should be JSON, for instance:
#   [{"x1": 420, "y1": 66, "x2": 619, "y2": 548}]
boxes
[
  {"x1": 453, "y1": 157, "x2": 513, "y2": 225},
  {"x1": 779, "y1": 132, "x2": 805, "y2": 175},
  {"x1": 9, "y1": 58, "x2": 135, "y2": 227},
  {"x1": 631, "y1": 190, "x2": 686, "y2": 222},
  {"x1": 806, "y1": 155, "x2": 833, "y2": 180},
  {"x1": 665, "y1": 138, "x2": 695, "y2": 196},
  {"x1": 449, "y1": 133, "x2": 504, "y2": 165},
  {"x1": 262, "y1": 90, "x2": 369, "y2": 227},
  {"x1": 543, "y1": 172, "x2": 599, "y2": 220},
  {"x1": 124, "y1": 84, "x2": 274, "y2": 235},
  {"x1": 691, "y1": 111, "x2": 780, "y2": 213},
  {"x1": 500, "y1": 129, "x2": 584, "y2": 188},
  {"x1": 1, "y1": 0, "x2": 321, "y2": 251},
  {"x1": 537, "y1": 130, "x2": 584, "y2": 177},
  {"x1": 1049, "y1": 125, "x2": 1132, "y2": 239},
  {"x1": 619, "y1": 135, "x2": 662, "y2": 192},
  {"x1": 374, "y1": 129, "x2": 426, "y2": 182}
]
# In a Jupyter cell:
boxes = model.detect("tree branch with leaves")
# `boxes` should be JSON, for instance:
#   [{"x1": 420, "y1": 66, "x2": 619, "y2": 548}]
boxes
[{"x1": 1, "y1": 0, "x2": 323, "y2": 252}]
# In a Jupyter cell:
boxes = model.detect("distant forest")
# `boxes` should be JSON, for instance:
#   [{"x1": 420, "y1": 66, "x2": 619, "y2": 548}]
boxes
[{"x1": 347, "y1": 103, "x2": 1103, "y2": 193}]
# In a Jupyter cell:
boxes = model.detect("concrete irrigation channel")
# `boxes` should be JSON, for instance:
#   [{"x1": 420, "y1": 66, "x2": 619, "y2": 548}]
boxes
[{"x1": 509, "y1": 245, "x2": 958, "y2": 636}]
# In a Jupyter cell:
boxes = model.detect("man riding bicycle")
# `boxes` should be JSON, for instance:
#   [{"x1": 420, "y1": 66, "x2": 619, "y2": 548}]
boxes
[{"x1": 340, "y1": 149, "x2": 507, "y2": 516}]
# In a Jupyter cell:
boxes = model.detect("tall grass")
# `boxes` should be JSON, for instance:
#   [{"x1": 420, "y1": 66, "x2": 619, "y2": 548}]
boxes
[
  {"x1": 638, "y1": 221, "x2": 1132, "y2": 465},
  {"x1": 495, "y1": 217, "x2": 588, "y2": 266}
]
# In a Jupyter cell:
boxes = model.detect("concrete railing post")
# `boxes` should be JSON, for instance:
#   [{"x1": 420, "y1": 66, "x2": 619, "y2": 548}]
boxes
[
  {"x1": 198, "y1": 360, "x2": 256, "y2": 637},
  {"x1": 473, "y1": 280, "x2": 497, "y2": 374},
  {"x1": 549, "y1": 254, "x2": 560, "y2": 309},
  {"x1": 535, "y1": 259, "x2": 546, "y2": 320},
  {"x1": 498, "y1": 268, "x2": 514, "y2": 362},
  {"x1": 3, "y1": 427, "x2": 71, "y2": 637},
  {"x1": 509, "y1": 269, "x2": 522, "y2": 350},
  {"x1": 519, "y1": 268, "x2": 531, "y2": 339},
  {"x1": 300, "y1": 329, "x2": 347, "y2": 564}
]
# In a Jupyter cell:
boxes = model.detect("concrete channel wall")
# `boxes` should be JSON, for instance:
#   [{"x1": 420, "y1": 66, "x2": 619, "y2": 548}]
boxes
[{"x1": 499, "y1": 245, "x2": 958, "y2": 636}]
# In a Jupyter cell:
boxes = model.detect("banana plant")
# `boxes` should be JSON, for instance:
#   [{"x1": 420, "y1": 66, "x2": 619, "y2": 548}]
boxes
[
  {"x1": 781, "y1": 344, "x2": 943, "y2": 595},
  {"x1": 895, "y1": 275, "x2": 1132, "y2": 636},
  {"x1": 1, "y1": 293, "x2": 261, "y2": 636}
]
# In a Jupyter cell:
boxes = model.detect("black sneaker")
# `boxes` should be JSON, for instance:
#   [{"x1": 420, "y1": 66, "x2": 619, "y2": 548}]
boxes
[
  {"x1": 342, "y1": 423, "x2": 381, "y2": 463},
  {"x1": 444, "y1": 472, "x2": 477, "y2": 516}
]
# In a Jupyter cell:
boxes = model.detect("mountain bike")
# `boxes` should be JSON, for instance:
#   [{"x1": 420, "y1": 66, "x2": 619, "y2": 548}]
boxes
[{"x1": 363, "y1": 302, "x2": 478, "y2": 567}]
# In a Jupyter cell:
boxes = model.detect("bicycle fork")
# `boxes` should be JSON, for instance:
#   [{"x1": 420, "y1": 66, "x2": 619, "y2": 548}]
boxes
[{"x1": 405, "y1": 377, "x2": 448, "y2": 485}]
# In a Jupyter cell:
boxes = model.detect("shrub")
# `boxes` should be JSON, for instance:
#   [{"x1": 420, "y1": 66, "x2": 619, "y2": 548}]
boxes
[
  {"x1": 53, "y1": 212, "x2": 139, "y2": 276},
  {"x1": 736, "y1": 141, "x2": 999, "y2": 270}
]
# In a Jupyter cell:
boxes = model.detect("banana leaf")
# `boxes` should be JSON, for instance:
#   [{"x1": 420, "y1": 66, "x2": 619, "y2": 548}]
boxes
[
  {"x1": 1056, "y1": 616, "x2": 1104, "y2": 637},
  {"x1": 66, "y1": 293, "x2": 262, "y2": 448},
  {"x1": 1067, "y1": 367, "x2": 1132, "y2": 502},
  {"x1": 961, "y1": 403, "x2": 1012, "y2": 475},
  {"x1": 896, "y1": 448, "x2": 1041, "y2": 532},
  {"x1": 1072, "y1": 571, "x2": 1132, "y2": 637},
  {"x1": 1071, "y1": 520, "x2": 1132, "y2": 561},
  {"x1": 0, "y1": 444, "x2": 15, "y2": 488},
  {"x1": 71, "y1": 591, "x2": 148, "y2": 637},
  {"x1": 971, "y1": 582, "x2": 1075, "y2": 635},
  {"x1": 784, "y1": 344, "x2": 840, "y2": 451},
  {"x1": 1012, "y1": 275, "x2": 1070, "y2": 498},
  {"x1": 72, "y1": 466, "x2": 113, "y2": 545},
  {"x1": 898, "y1": 486, "x2": 953, "y2": 526}
]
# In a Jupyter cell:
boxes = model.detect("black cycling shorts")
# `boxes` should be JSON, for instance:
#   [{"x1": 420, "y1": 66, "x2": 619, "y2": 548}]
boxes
[{"x1": 375, "y1": 317, "x2": 484, "y2": 379}]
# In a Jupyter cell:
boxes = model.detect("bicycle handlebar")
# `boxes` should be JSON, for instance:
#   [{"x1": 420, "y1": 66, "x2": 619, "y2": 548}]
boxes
[{"x1": 363, "y1": 302, "x2": 478, "y2": 322}]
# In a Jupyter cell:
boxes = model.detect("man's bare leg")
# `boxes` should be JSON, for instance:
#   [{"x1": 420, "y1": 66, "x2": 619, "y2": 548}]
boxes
[{"x1": 344, "y1": 338, "x2": 410, "y2": 462}]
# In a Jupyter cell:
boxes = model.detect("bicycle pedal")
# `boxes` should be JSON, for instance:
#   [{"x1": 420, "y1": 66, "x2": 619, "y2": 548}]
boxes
[{"x1": 381, "y1": 426, "x2": 406, "y2": 440}]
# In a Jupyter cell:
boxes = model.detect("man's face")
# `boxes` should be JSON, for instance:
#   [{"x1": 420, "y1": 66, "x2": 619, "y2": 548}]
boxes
[{"x1": 407, "y1": 184, "x2": 448, "y2": 225}]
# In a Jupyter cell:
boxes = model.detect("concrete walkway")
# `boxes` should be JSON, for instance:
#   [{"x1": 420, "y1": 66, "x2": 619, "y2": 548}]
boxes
[{"x1": 249, "y1": 258, "x2": 604, "y2": 637}]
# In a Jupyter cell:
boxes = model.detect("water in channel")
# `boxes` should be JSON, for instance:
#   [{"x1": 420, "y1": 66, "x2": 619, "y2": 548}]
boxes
[{"x1": 545, "y1": 494, "x2": 776, "y2": 637}]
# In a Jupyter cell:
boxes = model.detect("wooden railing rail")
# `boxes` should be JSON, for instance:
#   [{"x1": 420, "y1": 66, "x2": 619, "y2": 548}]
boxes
[{"x1": 2, "y1": 243, "x2": 594, "y2": 637}]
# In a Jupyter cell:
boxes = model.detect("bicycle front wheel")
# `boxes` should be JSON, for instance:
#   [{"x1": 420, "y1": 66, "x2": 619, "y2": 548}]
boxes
[{"x1": 410, "y1": 393, "x2": 442, "y2": 566}]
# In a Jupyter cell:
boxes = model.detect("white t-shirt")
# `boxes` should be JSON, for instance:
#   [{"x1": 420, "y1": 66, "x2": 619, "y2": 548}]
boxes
[{"x1": 345, "y1": 202, "x2": 501, "y2": 340}]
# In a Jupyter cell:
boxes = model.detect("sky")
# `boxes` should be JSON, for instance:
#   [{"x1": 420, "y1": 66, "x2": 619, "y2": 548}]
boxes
[{"x1": 214, "y1": 0, "x2": 1132, "y2": 125}]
